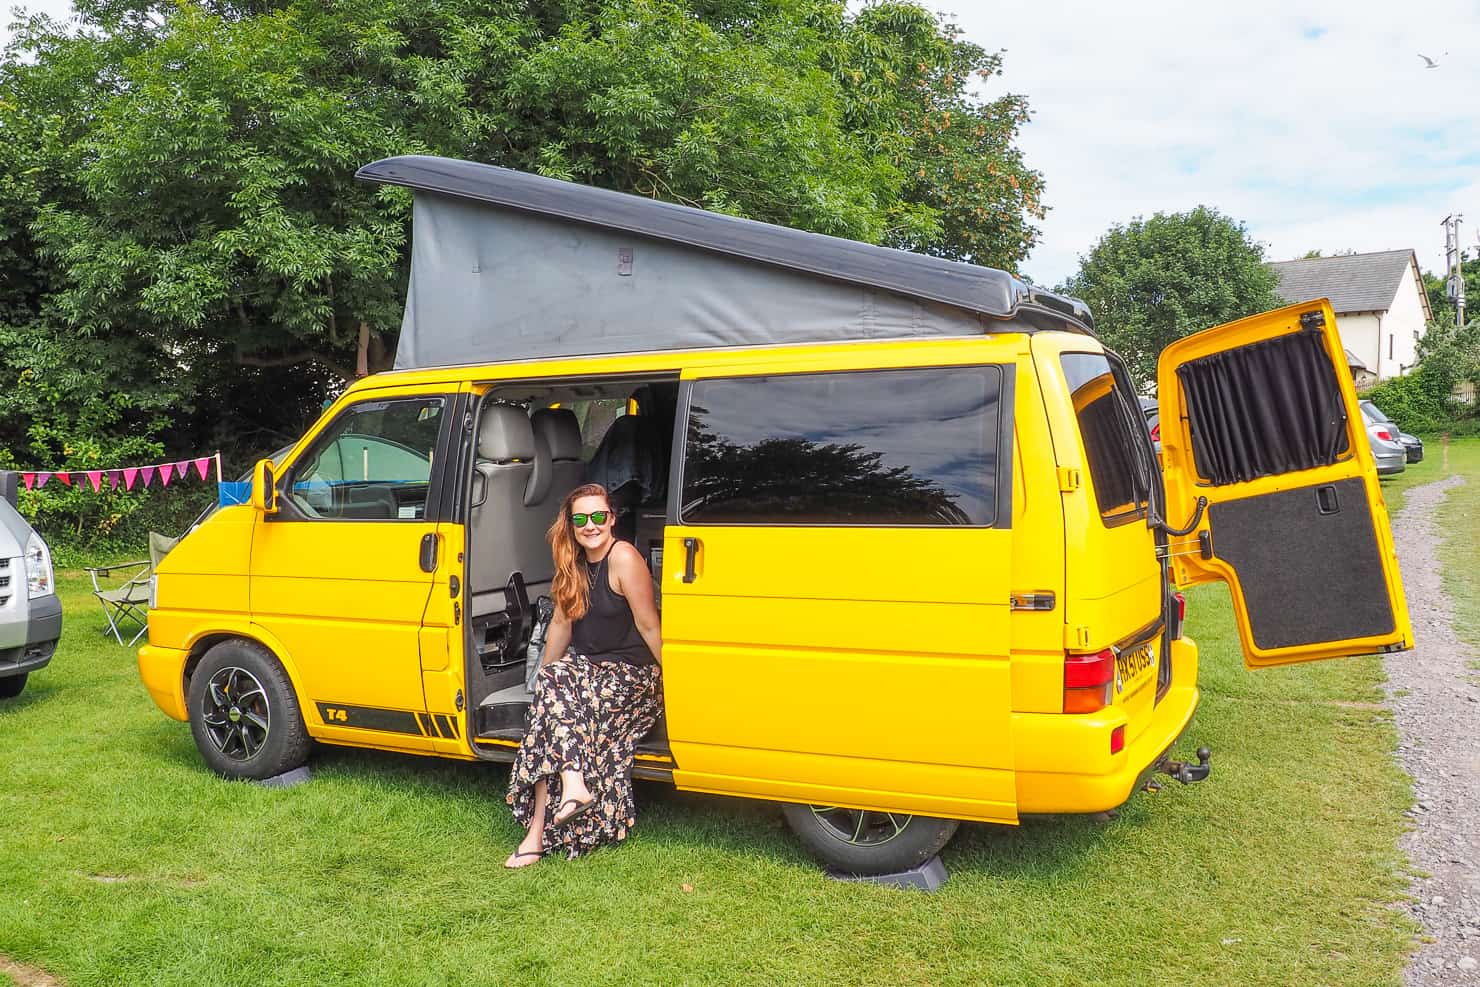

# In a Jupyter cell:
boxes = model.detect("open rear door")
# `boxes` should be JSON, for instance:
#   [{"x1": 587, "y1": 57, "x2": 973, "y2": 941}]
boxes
[{"x1": 1156, "y1": 299, "x2": 1412, "y2": 668}]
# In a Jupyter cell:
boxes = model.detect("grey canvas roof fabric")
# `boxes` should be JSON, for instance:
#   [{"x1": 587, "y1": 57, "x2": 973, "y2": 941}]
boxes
[
  {"x1": 356, "y1": 156, "x2": 1091, "y2": 370},
  {"x1": 1269, "y1": 250, "x2": 1417, "y2": 315}
]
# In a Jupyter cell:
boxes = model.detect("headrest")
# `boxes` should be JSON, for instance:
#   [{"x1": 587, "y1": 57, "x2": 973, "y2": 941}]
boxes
[
  {"x1": 531, "y1": 408, "x2": 583, "y2": 462},
  {"x1": 477, "y1": 404, "x2": 536, "y2": 462}
]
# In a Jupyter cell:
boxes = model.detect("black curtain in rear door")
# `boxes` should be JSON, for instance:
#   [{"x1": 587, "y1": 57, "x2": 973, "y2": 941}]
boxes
[{"x1": 1176, "y1": 329, "x2": 1350, "y2": 486}]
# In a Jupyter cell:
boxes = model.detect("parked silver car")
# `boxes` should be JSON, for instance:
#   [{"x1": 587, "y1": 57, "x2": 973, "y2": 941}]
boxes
[
  {"x1": 1360, "y1": 400, "x2": 1423, "y2": 463},
  {"x1": 0, "y1": 473, "x2": 62, "y2": 699},
  {"x1": 1361, "y1": 405, "x2": 1407, "y2": 476}
]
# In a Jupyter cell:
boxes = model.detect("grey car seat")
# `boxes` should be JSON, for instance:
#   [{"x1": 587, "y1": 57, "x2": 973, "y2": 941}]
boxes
[
  {"x1": 469, "y1": 404, "x2": 536, "y2": 613},
  {"x1": 530, "y1": 407, "x2": 586, "y2": 507}
]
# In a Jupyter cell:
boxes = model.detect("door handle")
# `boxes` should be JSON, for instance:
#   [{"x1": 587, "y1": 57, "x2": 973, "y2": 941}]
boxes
[
  {"x1": 419, "y1": 533, "x2": 438, "y2": 572},
  {"x1": 1315, "y1": 484, "x2": 1340, "y2": 516},
  {"x1": 682, "y1": 537, "x2": 699, "y2": 583}
]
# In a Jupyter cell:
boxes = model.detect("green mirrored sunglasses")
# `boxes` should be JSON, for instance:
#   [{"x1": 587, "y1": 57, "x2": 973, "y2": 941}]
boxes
[{"x1": 570, "y1": 510, "x2": 611, "y2": 527}]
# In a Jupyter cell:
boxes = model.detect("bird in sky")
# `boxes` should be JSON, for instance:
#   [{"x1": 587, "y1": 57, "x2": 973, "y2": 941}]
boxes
[{"x1": 1417, "y1": 52, "x2": 1441, "y2": 68}]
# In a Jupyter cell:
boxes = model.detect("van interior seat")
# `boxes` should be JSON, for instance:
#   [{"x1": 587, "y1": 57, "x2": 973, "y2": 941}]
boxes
[
  {"x1": 529, "y1": 407, "x2": 586, "y2": 508},
  {"x1": 469, "y1": 404, "x2": 540, "y2": 615},
  {"x1": 513, "y1": 407, "x2": 584, "y2": 584},
  {"x1": 586, "y1": 413, "x2": 665, "y2": 541},
  {"x1": 341, "y1": 486, "x2": 396, "y2": 519}
]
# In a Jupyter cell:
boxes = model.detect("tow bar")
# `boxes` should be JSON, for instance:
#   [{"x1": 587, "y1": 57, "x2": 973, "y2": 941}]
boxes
[{"x1": 1155, "y1": 746, "x2": 1212, "y2": 785}]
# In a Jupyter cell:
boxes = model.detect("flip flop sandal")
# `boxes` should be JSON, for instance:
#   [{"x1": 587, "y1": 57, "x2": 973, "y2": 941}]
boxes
[
  {"x1": 504, "y1": 849, "x2": 545, "y2": 869},
  {"x1": 553, "y1": 796, "x2": 595, "y2": 826}
]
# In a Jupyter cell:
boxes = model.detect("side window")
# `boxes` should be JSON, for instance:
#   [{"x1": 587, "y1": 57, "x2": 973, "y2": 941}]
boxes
[
  {"x1": 286, "y1": 398, "x2": 445, "y2": 520},
  {"x1": 680, "y1": 366, "x2": 1002, "y2": 526},
  {"x1": 1060, "y1": 353, "x2": 1148, "y2": 525},
  {"x1": 548, "y1": 398, "x2": 632, "y2": 459}
]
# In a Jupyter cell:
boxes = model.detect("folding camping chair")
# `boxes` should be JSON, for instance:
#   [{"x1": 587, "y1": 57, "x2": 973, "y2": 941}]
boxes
[{"x1": 86, "y1": 531, "x2": 179, "y2": 646}]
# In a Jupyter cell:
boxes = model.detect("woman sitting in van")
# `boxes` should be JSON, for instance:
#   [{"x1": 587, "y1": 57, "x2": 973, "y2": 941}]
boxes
[{"x1": 504, "y1": 483, "x2": 664, "y2": 868}]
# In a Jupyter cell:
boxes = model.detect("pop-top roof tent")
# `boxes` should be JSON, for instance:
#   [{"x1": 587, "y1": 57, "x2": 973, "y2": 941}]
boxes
[{"x1": 355, "y1": 155, "x2": 1094, "y2": 372}]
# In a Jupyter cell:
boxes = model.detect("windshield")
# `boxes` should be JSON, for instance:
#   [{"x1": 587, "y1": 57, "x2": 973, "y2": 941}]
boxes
[{"x1": 1360, "y1": 400, "x2": 1391, "y2": 423}]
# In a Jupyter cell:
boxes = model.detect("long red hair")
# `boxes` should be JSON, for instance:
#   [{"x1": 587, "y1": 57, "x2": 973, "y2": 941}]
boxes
[{"x1": 547, "y1": 483, "x2": 610, "y2": 621}]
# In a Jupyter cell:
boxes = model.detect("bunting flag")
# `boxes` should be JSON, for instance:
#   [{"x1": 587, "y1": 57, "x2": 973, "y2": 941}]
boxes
[{"x1": 18, "y1": 454, "x2": 221, "y2": 495}]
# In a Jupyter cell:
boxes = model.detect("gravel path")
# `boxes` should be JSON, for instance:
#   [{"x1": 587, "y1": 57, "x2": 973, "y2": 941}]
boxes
[{"x1": 1384, "y1": 474, "x2": 1480, "y2": 984}]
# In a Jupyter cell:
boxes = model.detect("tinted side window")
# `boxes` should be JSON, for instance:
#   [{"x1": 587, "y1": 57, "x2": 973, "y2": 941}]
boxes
[
  {"x1": 681, "y1": 366, "x2": 1001, "y2": 526},
  {"x1": 1060, "y1": 353, "x2": 1148, "y2": 524}
]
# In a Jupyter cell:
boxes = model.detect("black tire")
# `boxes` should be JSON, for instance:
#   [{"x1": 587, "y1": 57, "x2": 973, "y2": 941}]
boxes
[
  {"x1": 187, "y1": 639, "x2": 310, "y2": 780},
  {"x1": 781, "y1": 803, "x2": 959, "y2": 876},
  {"x1": 0, "y1": 673, "x2": 26, "y2": 699}
]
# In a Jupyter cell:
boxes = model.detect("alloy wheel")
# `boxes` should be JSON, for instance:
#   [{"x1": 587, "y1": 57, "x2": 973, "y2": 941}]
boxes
[
  {"x1": 200, "y1": 665, "x2": 271, "y2": 760},
  {"x1": 808, "y1": 806, "x2": 913, "y2": 847}
]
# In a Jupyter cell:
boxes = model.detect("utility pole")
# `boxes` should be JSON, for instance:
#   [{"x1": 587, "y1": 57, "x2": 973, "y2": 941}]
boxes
[{"x1": 1442, "y1": 213, "x2": 1465, "y2": 326}]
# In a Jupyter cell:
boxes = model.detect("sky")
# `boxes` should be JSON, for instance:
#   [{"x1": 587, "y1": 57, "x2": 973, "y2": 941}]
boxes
[
  {"x1": 948, "y1": 0, "x2": 1480, "y2": 285},
  {"x1": 5, "y1": 0, "x2": 1480, "y2": 287}
]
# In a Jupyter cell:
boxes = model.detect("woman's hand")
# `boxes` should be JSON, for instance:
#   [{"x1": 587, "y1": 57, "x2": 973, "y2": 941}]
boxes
[
  {"x1": 610, "y1": 541, "x2": 663, "y2": 664},
  {"x1": 542, "y1": 606, "x2": 572, "y2": 666}
]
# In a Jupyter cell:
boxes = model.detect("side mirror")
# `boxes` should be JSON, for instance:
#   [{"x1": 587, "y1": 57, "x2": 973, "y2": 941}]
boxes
[
  {"x1": 250, "y1": 459, "x2": 279, "y2": 515},
  {"x1": 0, "y1": 471, "x2": 16, "y2": 509}
]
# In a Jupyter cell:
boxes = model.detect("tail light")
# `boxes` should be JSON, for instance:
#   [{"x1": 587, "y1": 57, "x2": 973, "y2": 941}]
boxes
[
  {"x1": 1375, "y1": 429, "x2": 1393, "y2": 441},
  {"x1": 1064, "y1": 649, "x2": 1114, "y2": 713},
  {"x1": 1167, "y1": 590, "x2": 1187, "y2": 641},
  {"x1": 1149, "y1": 422, "x2": 1160, "y2": 442}
]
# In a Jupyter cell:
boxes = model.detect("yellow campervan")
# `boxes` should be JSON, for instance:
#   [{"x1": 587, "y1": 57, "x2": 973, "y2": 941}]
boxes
[{"x1": 138, "y1": 157, "x2": 1411, "y2": 875}]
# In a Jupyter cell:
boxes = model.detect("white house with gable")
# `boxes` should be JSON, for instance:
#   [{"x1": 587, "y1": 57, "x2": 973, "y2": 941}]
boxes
[{"x1": 1267, "y1": 249, "x2": 1432, "y2": 382}]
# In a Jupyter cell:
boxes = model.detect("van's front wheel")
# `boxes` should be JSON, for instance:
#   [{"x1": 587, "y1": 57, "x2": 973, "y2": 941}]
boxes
[
  {"x1": 187, "y1": 639, "x2": 309, "y2": 780},
  {"x1": 781, "y1": 804, "x2": 958, "y2": 876}
]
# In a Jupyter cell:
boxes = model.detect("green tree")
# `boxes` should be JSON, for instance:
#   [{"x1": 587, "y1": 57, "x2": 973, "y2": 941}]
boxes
[
  {"x1": 1061, "y1": 207, "x2": 1282, "y2": 386},
  {"x1": 0, "y1": 0, "x2": 1046, "y2": 547},
  {"x1": 2, "y1": 0, "x2": 1043, "y2": 396}
]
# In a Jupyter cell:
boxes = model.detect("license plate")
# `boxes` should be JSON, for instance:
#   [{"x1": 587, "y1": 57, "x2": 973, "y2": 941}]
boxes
[{"x1": 1115, "y1": 643, "x2": 1156, "y2": 696}]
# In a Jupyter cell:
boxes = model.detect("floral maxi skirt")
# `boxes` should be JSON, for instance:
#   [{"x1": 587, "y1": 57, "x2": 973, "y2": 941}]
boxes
[{"x1": 506, "y1": 655, "x2": 663, "y2": 858}]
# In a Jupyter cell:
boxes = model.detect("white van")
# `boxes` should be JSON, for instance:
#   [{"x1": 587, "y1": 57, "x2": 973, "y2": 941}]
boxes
[{"x1": 0, "y1": 472, "x2": 61, "y2": 699}]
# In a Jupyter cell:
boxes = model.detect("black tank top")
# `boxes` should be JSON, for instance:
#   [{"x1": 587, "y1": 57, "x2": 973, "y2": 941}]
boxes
[{"x1": 568, "y1": 551, "x2": 656, "y2": 667}]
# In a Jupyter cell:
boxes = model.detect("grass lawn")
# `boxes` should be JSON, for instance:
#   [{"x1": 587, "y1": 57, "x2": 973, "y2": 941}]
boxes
[
  {"x1": 1429, "y1": 439, "x2": 1480, "y2": 685},
  {"x1": 6, "y1": 481, "x2": 1461, "y2": 985}
]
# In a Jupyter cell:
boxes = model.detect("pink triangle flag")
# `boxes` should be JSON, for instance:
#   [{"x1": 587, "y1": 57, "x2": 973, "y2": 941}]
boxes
[
  {"x1": 108, "y1": 470, "x2": 120, "y2": 490},
  {"x1": 175, "y1": 461, "x2": 190, "y2": 481},
  {"x1": 86, "y1": 470, "x2": 103, "y2": 492},
  {"x1": 21, "y1": 473, "x2": 34, "y2": 491},
  {"x1": 195, "y1": 457, "x2": 211, "y2": 480},
  {"x1": 141, "y1": 466, "x2": 156, "y2": 488},
  {"x1": 159, "y1": 463, "x2": 174, "y2": 487},
  {"x1": 35, "y1": 472, "x2": 50, "y2": 489},
  {"x1": 123, "y1": 468, "x2": 138, "y2": 490},
  {"x1": 56, "y1": 471, "x2": 71, "y2": 487}
]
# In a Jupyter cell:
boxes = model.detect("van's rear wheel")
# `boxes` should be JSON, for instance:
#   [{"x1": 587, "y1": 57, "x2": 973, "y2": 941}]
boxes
[
  {"x1": 0, "y1": 673, "x2": 26, "y2": 699},
  {"x1": 781, "y1": 803, "x2": 958, "y2": 875},
  {"x1": 187, "y1": 639, "x2": 309, "y2": 780}
]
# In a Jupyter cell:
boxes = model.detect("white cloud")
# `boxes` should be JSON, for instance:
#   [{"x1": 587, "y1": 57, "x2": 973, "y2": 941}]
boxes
[{"x1": 944, "y1": 0, "x2": 1480, "y2": 284}]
